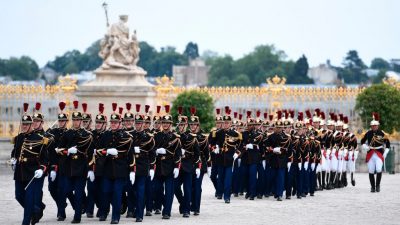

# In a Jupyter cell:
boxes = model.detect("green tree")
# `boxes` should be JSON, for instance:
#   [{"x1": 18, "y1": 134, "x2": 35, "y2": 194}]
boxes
[
  {"x1": 0, "y1": 56, "x2": 39, "y2": 80},
  {"x1": 138, "y1": 41, "x2": 158, "y2": 76},
  {"x1": 339, "y1": 50, "x2": 368, "y2": 84},
  {"x1": 287, "y1": 55, "x2": 313, "y2": 84},
  {"x1": 207, "y1": 55, "x2": 235, "y2": 86},
  {"x1": 355, "y1": 84, "x2": 400, "y2": 132},
  {"x1": 183, "y1": 42, "x2": 199, "y2": 59},
  {"x1": 171, "y1": 90, "x2": 215, "y2": 132},
  {"x1": 370, "y1": 58, "x2": 390, "y2": 70}
]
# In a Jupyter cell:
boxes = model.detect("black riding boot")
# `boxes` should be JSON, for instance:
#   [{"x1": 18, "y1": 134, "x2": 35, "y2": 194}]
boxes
[
  {"x1": 369, "y1": 173, "x2": 376, "y2": 192},
  {"x1": 376, "y1": 172, "x2": 382, "y2": 192}
]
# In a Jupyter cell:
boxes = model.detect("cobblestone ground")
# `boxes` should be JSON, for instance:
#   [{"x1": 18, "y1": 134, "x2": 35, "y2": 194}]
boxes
[{"x1": 1, "y1": 167, "x2": 399, "y2": 225}]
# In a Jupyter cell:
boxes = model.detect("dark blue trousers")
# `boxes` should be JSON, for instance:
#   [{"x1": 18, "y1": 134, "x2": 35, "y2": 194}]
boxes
[
  {"x1": 174, "y1": 171, "x2": 192, "y2": 214},
  {"x1": 222, "y1": 166, "x2": 233, "y2": 201},
  {"x1": 15, "y1": 179, "x2": 40, "y2": 225},
  {"x1": 232, "y1": 160, "x2": 241, "y2": 195},
  {"x1": 48, "y1": 175, "x2": 75, "y2": 217},
  {"x1": 309, "y1": 166, "x2": 317, "y2": 195},
  {"x1": 58, "y1": 175, "x2": 86, "y2": 221},
  {"x1": 256, "y1": 163, "x2": 265, "y2": 196},
  {"x1": 135, "y1": 176, "x2": 146, "y2": 220},
  {"x1": 191, "y1": 172, "x2": 204, "y2": 213},
  {"x1": 145, "y1": 176, "x2": 154, "y2": 212},
  {"x1": 216, "y1": 165, "x2": 225, "y2": 197},
  {"x1": 126, "y1": 181, "x2": 136, "y2": 213},
  {"x1": 264, "y1": 161, "x2": 273, "y2": 196},
  {"x1": 302, "y1": 163, "x2": 310, "y2": 195},
  {"x1": 248, "y1": 164, "x2": 258, "y2": 198},
  {"x1": 102, "y1": 178, "x2": 126, "y2": 222},
  {"x1": 154, "y1": 174, "x2": 174, "y2": 217},
  {"x1": 210, "y1": 164, "x2": 218, "y2": 193},
  {"x1": 86, "y1": 177, "x2": 102, "y2": 215},
  {"x1": 272, "y1": 168, "x2": 285, "y2": 198},
  {"x1": 285, "y1": 164, "x2": 295, "y2": 197}
]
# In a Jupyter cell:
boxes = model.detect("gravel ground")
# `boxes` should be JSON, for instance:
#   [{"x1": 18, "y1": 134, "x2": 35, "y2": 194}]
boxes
[{"x1": 1, "y1": 167, "x2": 399, "y2": 225}]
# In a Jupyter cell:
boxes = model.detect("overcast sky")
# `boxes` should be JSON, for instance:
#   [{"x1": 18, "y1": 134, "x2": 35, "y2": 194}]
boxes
[{"x1": 0, "y1": 0, "x2": 399, "y2": 68}]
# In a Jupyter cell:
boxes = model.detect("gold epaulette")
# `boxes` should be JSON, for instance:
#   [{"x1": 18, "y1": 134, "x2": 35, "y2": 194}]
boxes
[
  {"x1": 212, "y1": 129, "x2": 217, "y2": 138},
  {"x1": 190, "y1": 133, "x2": 197, "y2": 137},
  {"x1": 42, "y1": 137, "x2": 49, "y2": 145},
  {"x1": 237, "y1": 131, "x2": 242, "y2": 140}
]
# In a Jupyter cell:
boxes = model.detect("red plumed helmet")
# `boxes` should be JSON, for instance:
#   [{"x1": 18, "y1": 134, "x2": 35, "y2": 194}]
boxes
[
  {"x1": 305, "y1": 110, "x2": 311, "y2": 119},
  {"x1": 165, "y1": 105, "x2": 170, "y2": 113},
  {"x1": 35, "y1": 102, "x2": 41, "y2": 111},
  {"x1": 329, "y1": 112, "x2": 335, "y2": 120},
  {"x1": 59, "y1": 102, "x2": 66, "y2": 111},
  {"x1": 321, "y1": 112, "x2": 325, "y2": 120},
  {"x1": 23, "y1": 103, "x2": 29, "y2": 113},
  {"x1": 239, "y1": 114, "x2": 243, "y2": 120},
  {"x1": 315, "y1": 108, "x2": 321, "y2": 116},
  {"x1": 298, "y1": 112, "x2": 304, "y2": 121},
  {"x1": 216, "y1": 108, "x2": 221, "y2": 115},
  {"x1": 190, "y1": 107, "x2": 196, "y2": 115},
  {"x1": 112, "y1": 103, "x2": 117, "y2": 112},
  {"x1": 99, "y1": 103, "x2": 104, "y2": 114},
  {"x1": 73, "y1": 100, "x2": 79, "y2": 110},
  {"x1": 269, "y1": 115, "x2": 274, "y2": 121},
  {"x1": 289, "y1": 110, "x2": 294, "y2": 118},
  {"x1": 264, "y1": 112, "x2": 268, "y2": 119},
  {"x1": 156, "y1": 105, "x2": 161, "y2": 114},
  {"x1": 234, "y1": 112, "x2": 238, "y2": 118},
  {"x1": 224, "y1": 106, "x2": 230, "y2": 115},
  {"x1": 343, "y1": 116, "x2": 349, "y2": 124},
  {"x1": 136, "y1": 104, "x2": 141, "y2": 113},
  {"x1": 372, "y1": 112, "x2": 380, "y2": 121},
  {"x1": 256, "y1": 110, "x2": 261, "y2": 118},
  {"x1": 246, "y1": 111, "x2": 252, "y2": 118},
  {"x1": 339, "y1": 113, "x2": 344, "y2": 121},
  {"x1": 277, "y1": 111, "x2": 282, "y2": 120},
  {"x1": 145, "y1": 105, "x2": 150, "y2": 113},
  {"x1": 178, "y1": 106, "x2": 183, "y2": 115},
  {"x1": 119, "y1": 107, "x2": 123, "y2": 115},
  {"x1": 126, "y1": 103, "x2": 132, "y2": 111},
  {"x1": 82, "y1": 103, "x2": 88, "y2": 113}
]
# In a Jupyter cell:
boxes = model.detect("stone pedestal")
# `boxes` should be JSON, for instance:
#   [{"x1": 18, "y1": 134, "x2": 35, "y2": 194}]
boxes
[{"x1": 76, "y1": 67, "x2": 156, "y2": 116}]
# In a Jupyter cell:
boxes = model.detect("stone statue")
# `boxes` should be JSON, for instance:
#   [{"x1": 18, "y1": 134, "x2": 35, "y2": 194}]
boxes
[{"x1": 99, "y1": 15, "x2": 141, "y2": 70}]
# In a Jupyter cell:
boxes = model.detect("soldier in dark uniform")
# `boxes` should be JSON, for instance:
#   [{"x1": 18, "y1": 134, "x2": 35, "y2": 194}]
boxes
[
  {"x1": 220, "y1": 107, "x2": 242, "y2": 204},
  {"x1": 56, "y1": 100, "x2": 94, "y2": 223},
  {"x1": 361, "y1": 112, "x2": 390, "y2": 193},
  {"x1": 85, "y1": 103, "x2": 107, "y2": 218},
  {"x1": 96, "y1": 103, "x2": 134, "y2": 224},
  {"x1": 207, "y1": 108, "x2": 224, "y2": 197},
  {"x1": 11, "y1": 103, "x2": 49, "y2": 225},
  {"x1": 231, "y1": 112, "x2": 243, "y2": 198},
  {"x1": 243, "y1": 111, "x2": 264, "y2": 200},
  {"x1": 343, "y1": 116, "x2": 358, "y2": 186},
  {"x1": 308, "y1": 112, "x2": 322, "y2": 196},
  {"x1": 189, "y1": 107, "x2": 210, "y2": 216},
  {"x1": 46, "y1": 102, "x2": 77, "y2": 219},
  {"x1": 130, "y1": 105, "x2": 156, "y2": 222},
  {"x1": 153, "y1": 105, "x2": 182, "y2": 219},
  {"x1": 262, "y1": 114, "x2": 275, "y2": 198},
  {"x1": 265, "y1": 111, "x2": 289, "y2": 201},
  {"x1": 174, "y1": 106, "x2": 200, "y2": 218}
]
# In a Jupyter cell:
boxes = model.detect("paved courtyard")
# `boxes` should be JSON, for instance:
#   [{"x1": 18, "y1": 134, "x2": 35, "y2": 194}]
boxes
[{"x1": 1, "y1": 167, "x2": 399, "y2": 225}]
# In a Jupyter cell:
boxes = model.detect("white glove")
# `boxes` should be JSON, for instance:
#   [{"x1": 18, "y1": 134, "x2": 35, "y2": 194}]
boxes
[
  {"x1": 67, "y1": 146, "x2": 77, "y2": 155},
  {"x1": 55, "y1": 147, "x2": 64, "y2": 153},
  {"x1": 262, "y1": 160, "x2": 266, "y2": 170},
  {"x1": 134, "y1": 146, "x2": 140, "y2": 154},
  {"x1": 304, "y1": 162, "x2": 309, "y2": 170},
  {"x1": 233, "y1": 153, "x2": 239, "y2": 160},
  {"x1": 354, "y1": 150, "x2": 359, "y2": 160},
  {"x1": 173, "y1": 168, "x2": 179, "y2": 178},
  {"x1": 149, "y1": 169, "x2": 155, "y2": 181},
  {"x1": 181, "y1": 148, "x2": 186, "y2": 155},
  {"x1": 50, "y1": 170, "x2": 57, "y2": 182},
  {"x1": 287, "y1": 162, "x2": 292, "y2": 172},
  {"x1": 207, "y1": 167, "x2": 212, "y2": 178},
  {"x1": 326, "y1": 149, "x2": 331, "y2": 156},
  {"x1": 273, "y1": 147, "x2": 281, "y2": 154},
  {"x1": 311, "y1": 163, "x2": 316, "y2": 171},
  {"x1": 34, "y1": 169, "x2": 44, "y2": 178},
  {"x1": 10, "y1": 157, "x2": 17, "y2": 171},
  {"x1": 298, "y1": 163, "x2": 302, "y2": 170},
  {"x1": 362, "y1": 144, "x2": 369, "y2": 152},
  {"x1": 106, "y1": 148, "x2": 118, "y2": 156},
  {"x1": 156, "y1": 148, "x2": 166, "y2": 155},
  {"x1": 246, "y1": 144, "x2": 253, "y2": 149},
  {"x1": 214, "y1": 145, "x2": 220, "y2": 154},
  {"x1": 383, "y1": 148, "x2": 390, "y2": 159},
  {"x1": 196, "y1": 168, "x2": 201, "y2": 178},
  {"x1": 87, "y1": 170, "x2": 95, "y2": 182},
  {"x1": 130, "y1": 172, "x2": 136, "y2": 185}
]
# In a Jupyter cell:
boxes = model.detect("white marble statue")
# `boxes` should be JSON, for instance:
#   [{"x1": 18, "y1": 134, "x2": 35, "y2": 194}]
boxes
[{"x1": 99, "y1": 15, "x2": 141, "y2": 70}]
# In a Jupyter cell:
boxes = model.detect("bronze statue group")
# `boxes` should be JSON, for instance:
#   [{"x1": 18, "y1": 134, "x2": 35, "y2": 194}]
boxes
[{"x1": 10, "y1": 102, "x2": 391, "y2": 225}]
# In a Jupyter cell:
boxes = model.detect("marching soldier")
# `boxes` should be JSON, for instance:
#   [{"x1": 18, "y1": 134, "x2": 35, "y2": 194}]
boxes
[
  {"x1": 189, "y1": 107, "x2": 210, "y2": 216},
  {"x1": 262, "y1": 114, "x2": 275, "y2": 198},
  {"x1": 308, "y1": 110, "x2": 322, "y2": 196},
  {"x1": 130, "y1": 104, "x2": 156, "y2": 222},
  {"x1": 96, "y1": 103, "x2": 134, "y2": 224},
  {"x1": 56, "y1": 100, "x2": 94, "y2": 223},
  {"x1": 11, "y1": 103, "x2": 49, "y2": 225},
  {"x1": 361, "y1": 112, "x2": 390, "y2": 193},
  {"x1": 208, "y1": 108, "x2": 224, "y2": 197},
  {"x1": 174, "y1": 106, "x2": 200, "y2": 217},
  {"x1": 343, "y1": 116, "x2": 358, "y2": 186},
  {"x1": 154, "y1": 105, "x2": 182, "y2": 219},
  {"x1": 46, "y1": 102, "x2": 76, "y2": 219},
  {"x1": 86, "y1": 103, "x2": 107, "y2": 218}
]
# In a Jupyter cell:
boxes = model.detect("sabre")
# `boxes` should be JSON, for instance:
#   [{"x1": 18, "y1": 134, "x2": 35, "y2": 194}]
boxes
[{"x1": 24, "y1": 176, "x2": 35, "y2": 191}]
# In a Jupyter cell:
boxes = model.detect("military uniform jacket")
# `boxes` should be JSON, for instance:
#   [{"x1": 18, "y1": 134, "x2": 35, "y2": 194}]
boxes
[
  {"x1": 290, "y1": 133, "x2": 302, "y2": 164},
  {"x1": 262, "y1": 131, "x2": 272, "y2": 164},
  {"x1": 57, "y1": 128, "x2": 94, "y2": 177},
  {"x1": 91, "y1": 129, "x2": 107, "y2": 176},
  {"x1": 131, "y1": 129, "x2": 156, "y2": 177},
  {"x1": 179, "y1": 131, "x2": 200, "y2": 173},
  {"x1": 96, "y1": 129, "x2": 133, "y2": 179},
  {"x1": 308, "y1": 134, "x2": 321, "y2": 164},
  {"x1": 46, "y1": 127, "x2": 66, "y2": 172},
  {"x1": 197, "y1": 130, "x2": 210, "y2": 172},
  {"x1": 244, "y1": 129, "x2": 264, "y2": 165},
  {"x1": 222, "y1": 128, "x2": 242, "y2": 167},
  {"x1": 12, "y1": 132, "x2": 49, "y2": 182},
  {"x1": 265, "y1": 131, "x2": 290, "y2": 169},
  {"x1": 240, "y1": 130, "x2": 249, "y2": 164},
  {"x1": 154, "y1": 130, "x2": 182, "y2": 177},
  {"x1": 208, "y1": 128, "x2": 225, "y2": 166},
  {"x1": 361, "y1": 129, "x2": 390, "y2": 162}
]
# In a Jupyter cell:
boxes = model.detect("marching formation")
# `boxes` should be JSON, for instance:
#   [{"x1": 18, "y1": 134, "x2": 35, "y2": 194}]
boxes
[{"x1": 10, "y1": 101, "x2": 391, "y2": 225}]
